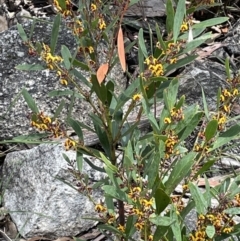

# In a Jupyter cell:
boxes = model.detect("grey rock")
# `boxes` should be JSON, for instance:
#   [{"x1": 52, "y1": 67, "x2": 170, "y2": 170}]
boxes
[
  {"x1": 0, "y1": 15, "x2": 8, "y2": 32},
  {"x1": 16, "y1": 6, "x2": 31, "y2": 23},
  {"x1": 179, "y1": 59, "x2": 227, "y2": 110},
  {"x1": 0, "y1": 18, "x2": 126, "y2": 140},
  {"x1": 2, "y1": 143, "x2": 105, "y2": 238}
]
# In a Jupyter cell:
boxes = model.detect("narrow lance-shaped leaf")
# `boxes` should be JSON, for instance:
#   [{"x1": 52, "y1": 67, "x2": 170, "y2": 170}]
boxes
[
  {"x1": 165, "y1": 152, "x2": 196, "y2": 195},
  {"x1": 155, "y1": 188, "x2": 171, "y2": 215},
  {"x1": 15, "y1": 64, "x2": 45, "y2": 71},
  {"x1": 205, "y1": 119, "x2": 218, "y2": 142},
  {"x1": 22, "y1": 88, "x2": 39, "y2": 113},
  {"x1": 188, "y1": 182, "x2": 207, "y2": 214},
  {"x1": 17, "y1": 23, "x2": 28, "y2": 42},
  {"x1": 138, "y1": 28, "x2": 148, "y2": 58},
  {"x1": 50, "y1": 14, "x2": 61, "y2": 54},
  {"x1": 192, "y1": 17, "x2": 228, "y2": 29},
  {"x1": 173, "y1": 0, "x2": 186, "y2": 43},
  {"x1": 61, "y1": 45, "x2": 72, "y2": 70},
  {"x1": 68, "y1": 118, "x2": 83, "y2": 141},
  {"x1": 117, "y1": 27, "x2": 126, "y2": 72},
  {"x1": 166, "y1": 0, "x2": 174, "y2": 34}
]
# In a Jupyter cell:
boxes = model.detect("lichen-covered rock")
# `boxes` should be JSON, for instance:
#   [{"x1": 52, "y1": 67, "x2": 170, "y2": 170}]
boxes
[
  {"x1": 2, "y1": 143, "x2": 105, "y2": 238},
  {"x1": 0, "y1": 19, "x2": 126, "y2": 140}
]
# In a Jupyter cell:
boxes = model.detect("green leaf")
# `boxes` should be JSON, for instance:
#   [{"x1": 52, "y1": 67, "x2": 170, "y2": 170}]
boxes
[
  {"x1": 202, "y1": 87, "x2": 209, "y2": 120},
  {"x1": 129, "y1": 0, "x2": 140, "y2": 7},
  {"x1": 225, "y1": 57, "x2": 231, "y2": 80},
  {"x1": 166, "y1": 0, "x2": 174, "y2": 34},
  {"x1": 175, "y1": 95, "x2": 185, "y2": 109},
  {"x1": 141, "y1": 97, "x2": 160, "y2": 133},
  {"x1": 102, "y1": 185, "x2": 130, "y2": 202},
  {"x1": 21, "y1": 88, "x2": 39, "y2": 113},
  {"x1": 165, "y1": 152, "x2": 196, "y2": 195},
  {"x1": 50, "y1": 14, "x2": 61, "y2": 54},
  {"x1": 165, "y1": 55, "x2": 198, "y2": 74},
  {"x1": 125, "y1": 215, "x2": 137, "y2": 239},
  {"x1": 12, "y1": 133, "x2": 48, "y2": 141},
  {"x1": 138, "y1": 28, "x2": 148, "y2": 58},
  {"x1": 149, "y1": 214, "x2": 173, "y2": 226},
  {"x1": 163, "y1": 78, "x2": 179, "y2": 112},
  {"x1": 98, "y1": 224, "x2": 122, "y2": 235},
  {"x1": 182, "y1": 33, "x2": 212, "y2": 53},
  {"x1": 178, "y1": 111, "x2": 203, "y2": 141},
  {"x1": 100, "y1": 152, "x2": 118, "y2": 173},
  {"x1": 15, "y1": 64, "x2": 45, "y2": 71},
  {"x1": 29, "y1": 18, "x2": 37, "y2": 40},
  {"x1": 67, "y1": 91, "x2": 75, "y2": 121},
  {"x1": 189, "y1": 182, "x2": 207, "y2": 214},
  {"x1": 61, "y1": 45, "x2": 72, "y2": 70},
  {"x1": 170, "y1": 208, "x2": 182, "y2": 241},
  {"x1": 83, "y1": 157, "x2": 105, "y2": 173},
  {"x1": 70, "y1": 69, "x2": 91, "y2": 87},
  {"x1": 57, "y1": 0, "x2": 66, "y2": 10},
  {"x1": 67, "y1": 118, "x2": 83, "y2": 140},
  {"x1": 155, "y1": 23, "x2": 166, "y2": 52},
  {"x1": 224, "y1": 207, "x2": 240, "y2": 215},
  {"x1": 155, "y1": 188, "x2": 171, "y2": 215},
  {"x1": 53, "y1": 99, "x2": 65, "y2": 121},
  {"x1": 206, "y1": 225, "x2": 215, "y2": 239},
  {"x1": 173, "y1": 0, "x2": 186, "y2": 42},
  {"x1": 91, "y1": 74, "x2": 107, "y2": 103},
  {"x1": 76, "y1": 151, "x2": 83, "y2": 171},
  {"x1": 153, "y1": 226, "x2": 169, "y2": 241},
  {"x1": 62, "y1": 153, "x2": 71, "y2": 164},
  {"x1": 205, "y1": 119, "x2": 218, "y2": 141},
  {"x1": 194, "y1": 160, "x2": 216, "y2": 178},
  {"x1": 209, "y1": 125, "x2": 240, "y2": 151},
  {"x1": 17, "y1": 23, "x2": 28, "y2": 42},
  {"x1": 71, "y1": 58, "x2": 90, "y2": 71},
  {"x1": 48, "y1": 89, "x2": 83, "y2": 99},
  {"x1": 193, "y1": 17, "x2": 228, "y2": 29}
]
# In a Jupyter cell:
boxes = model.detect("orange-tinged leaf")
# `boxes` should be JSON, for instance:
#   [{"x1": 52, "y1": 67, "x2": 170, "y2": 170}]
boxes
[
  {"x1": 97, "y1": 63, "x2": 109, "y2": 84},
  {"x1": 117, "y1": 27, "x2": 126, "y2": 72}
]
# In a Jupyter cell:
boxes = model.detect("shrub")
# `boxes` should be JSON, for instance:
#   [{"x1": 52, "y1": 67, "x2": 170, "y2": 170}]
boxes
[{"x1": 14, "y1": 0, "x2": 240, "y2": 240}]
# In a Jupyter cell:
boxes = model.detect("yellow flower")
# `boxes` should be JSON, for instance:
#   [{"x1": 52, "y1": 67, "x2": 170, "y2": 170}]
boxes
[
  {"x1": 117, "y1": 224, "x2": 125, "y2": 232},
  {"x1": 148, "y1": 235, "x2": 153, "y2": 241},
  {"x1": 64, "y1": 139, "x2": 76, "y2": 151},
  {"x1": 164, "y1": 117, "x2": 171, "y2": 124},
  {"x1": 107, "y1": 214, "x2": 115, "y2": 224},
  {"x1": 169, "y1": 58, "x2": 177, "y2": 64},
  {"x1": 232, "y1": 88, "x2": 239, "y2": 96},
  {"x1": 86, "y1": 46, "x2": 94, "y2": 54},
  {"x1": 132, "y1": 94, "x2": 141, "y2": 102},
  {"x1": 98, "y1": 18, "x2": 106, "y2": 30},
  {"x1": 60, "y1": 79, "x2": 68, "y2": 85},
  {"x1": 135, "y1": 221, "x2": 144, "y2": 230},
  {"x1": 91, "y1": 3, "x2": 97, "y2": 11},
  {"x1": 223, "y1": 227, "x2": 233, "y2": 233},
  {"x1": 95, "y1": 204, "x2": 106, "y2": 213},
  {"x1": 180, "y1": 22, "x2": 188, "y2": 32}
]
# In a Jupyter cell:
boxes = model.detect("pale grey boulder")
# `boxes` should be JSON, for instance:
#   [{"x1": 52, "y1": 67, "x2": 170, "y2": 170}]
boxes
[{"x1": 2, "y1": 143, "x2": 105, "y2": 238}]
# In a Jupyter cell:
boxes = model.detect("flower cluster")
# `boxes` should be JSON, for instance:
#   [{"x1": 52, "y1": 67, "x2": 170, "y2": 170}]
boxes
[
  {"x1": 31, "y1": 112, "x2": 64, "y2": 138},
  {"x1": 127, "y1": 187, "x2": 154, "y2": 239},
  {"x1": 144, "y1": 55, "x2": 164, "y2": 77},
  {"x1": 164, "y1": 107, "x2": 184, "y2": 124},
  {"x1": 189, "y1": 211, "x2": 235, "y2": 241},
  {"x1": 94, "y1": 203, "x2": 116, "y2": 225},
  {"x1": 40, "y1": 43, "x2": 63, "y2": 70},
  {"x1": 164, "y1": 130, "x2": 179, "y2": 158},
  {"x1": 53, "y1": 0, "x2": 73, "y2": 17}
]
